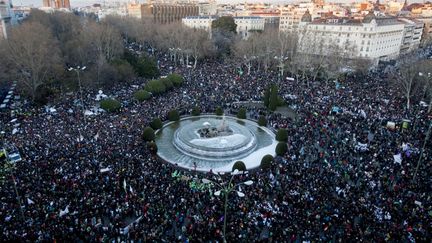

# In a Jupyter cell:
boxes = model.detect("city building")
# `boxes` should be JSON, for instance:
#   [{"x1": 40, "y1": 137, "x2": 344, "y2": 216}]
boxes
[
  {"x1": 249, "y1": 9, "x2": 280, "y2": 30},
  {"x1": 385, "y1": 1, "x2": 405, "y2": 15},
  {"x1": 398, "y1": 18, "x2": 423, "y2": 54},
  {"x1": 127, "y1": 2, "x2": 144, "y2": 19},
  {"x1": 182, "y1": 15, "x2": 216, "y2": 31},
  {"x1": 410, "y1": 3, "x2": 432, "y2": 17},
  {"x1": 234, "y1": 16, "x2": 265, "y2": 39},
  {"x1": 182, "y1": 15, "x2": 264, "y2": 40},
  {"x1": 142, "y1": 1, "x2": 199, "y2": 24},
  {"x1": 417, "y1": 17, "x2": 432, "y2": 45},
  {"x1": 43, "y1": 0, "x2": 70, "y2": 9},
  {"x1": 298, "y1": 11, "x2": 406, "y2": 64},
  {"x1": 0, "y1": 0, "x2": 13, "y2": 39},
  {"x1": 198, "y1": 0, "x2": 217, "y2": 16},
  {"x1": 279, "y1": 3, "x2": 314, "y2": 32}
]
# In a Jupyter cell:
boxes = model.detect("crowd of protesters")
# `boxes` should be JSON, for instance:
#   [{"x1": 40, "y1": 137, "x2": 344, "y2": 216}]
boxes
[{"x1": 0, "y1": 48, "x2": 431, "y2": 242}]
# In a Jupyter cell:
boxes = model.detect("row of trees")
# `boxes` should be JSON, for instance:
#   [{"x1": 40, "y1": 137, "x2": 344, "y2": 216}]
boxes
[
  {"x1": 2, "y1": 10, "x2": 431, "y2": 108},
  {"x1": 104, "y1": 16, "x2": 214, "y2": 68},
  {"x1": 0, "y1": 10, "x2": 159, "y2": 103},
  {"x1": 104, "y1": 15, "x2": 370, "y2": 81},
  {"x1": 391, "y1": 56, "x2": 432, "y2": 112}
]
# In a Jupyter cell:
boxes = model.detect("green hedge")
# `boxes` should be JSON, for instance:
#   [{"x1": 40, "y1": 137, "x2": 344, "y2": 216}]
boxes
[
  {"x1": 142, "y1": 74, "x2": 184, "y2": 96},
  {"x1": 144, "y1": 79, "x2": 166, "y2": 95},
  {"x1": 134, "y1": 90, "x2": 152, "y2": 102},
  {"x1": 237, "y1": 108, "x2": 246, "y2": 119},
  {"x1": 167, "y1": 73, "x2": 184, "y2": 87},
  {"x1": 275, "y1": 142, "x2": 288, "y2": 156},
  {"x1": 161, "y1": 78, "x2": 174, "y2": 90},
  {"x1": 100, "y1": 98, "x2": 121, "y2": 112},
  {"x1": 142, "y1": 127, "x2": 155, "y2": 142},
  {"x1": 191, "y1": 106, "x2": 201, "y2": 116},
  {"x1": 150, "y1": 117, "x2": 163, "y2": 130},
  {"x1": 269, "y1": 85, "x2": 278, "y2": 111},
  {"x1": 215, "y1": 107, "x2": 223, "y2": 116},
  {"x1": 260, "y1": 154, "x2": 274, "y2": 169},
  {"x1": 168, "y1": 109, "x2": 180, "y2": 121},
  {"x1": 136, "y1": 55, "x2": 160, "y2": 78},
  {"x1": 232, "y1": 161, "x2": 246, "y2": 172},
  {"x1": 276, "y1": 129, "x2": 288, "y2": 142},
  {"x1": 257, "y1": 115, "x2": 267, "y2": 126},
  {"x1": 277, "y1": 96, "x2": 286, "y2": 106},
  {"x1": 263, "y1": 87, "x2": 270, "y2": 108}
]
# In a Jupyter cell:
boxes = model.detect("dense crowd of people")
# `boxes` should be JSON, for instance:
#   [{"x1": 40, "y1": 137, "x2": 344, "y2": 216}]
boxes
[{"x1": 0, "y1": 48, "x2": 431, "y2": 242}]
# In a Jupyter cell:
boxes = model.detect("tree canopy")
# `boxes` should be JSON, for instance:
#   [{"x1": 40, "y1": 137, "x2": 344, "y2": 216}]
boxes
[{"x1": 211, "y1": 16, "x2": 237, "y2": 33}]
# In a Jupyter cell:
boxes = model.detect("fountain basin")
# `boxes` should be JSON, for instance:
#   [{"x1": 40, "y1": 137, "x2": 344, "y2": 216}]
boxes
[{"x1": 155, "y1": 115, "x2": 277, "y2": 172}]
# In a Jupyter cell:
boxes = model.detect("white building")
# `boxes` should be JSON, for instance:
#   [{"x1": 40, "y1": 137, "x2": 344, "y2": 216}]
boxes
[
  {"x1": 398, "y1": 18, "x2": 424, "y2": 54},
  {"x1": 97, "y1": 7, "x2": 127, "y2": 20},
  {"x1": 182, "y1": 15, "x2": 216, "y2": 31},
  {"x1": 279, "y1": 3, "x2": 316, "y2": 32},
  {"x1": 198, "y1": 0, "x2": 217, "y2": 16},
  {"x1": 182, "y1": 16, "x2": 265, "y2": 39},
  {"x1": 233, "y1": 16, "x2": 265, "y2": 39},
  {"x1": 298, "y1": 11, "x2": 406, "y2": 64},
  {"x1": 127, "y1": 3, "x2": 143, "y2": 19}
]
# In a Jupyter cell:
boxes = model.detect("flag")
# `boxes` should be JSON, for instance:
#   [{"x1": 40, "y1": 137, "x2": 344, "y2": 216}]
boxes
[
  {"x1": 129, "y1": 185, "x2": 134, "y2": 195},
  {"x1": 393, "y1": 154, "x2": 402, "y2": 165},
  {"x1": 123, "y1": 179, "x2": 127, "y2": 191},
  {"x1": 0, "y1": 149, "x2": 6, "y2": 159},
  {"x1": 27, "y1": 198, "x2": 34, "y2": 205},
  {"x1": 59, "y1": 205, "x2": 69, "y2": 217}
]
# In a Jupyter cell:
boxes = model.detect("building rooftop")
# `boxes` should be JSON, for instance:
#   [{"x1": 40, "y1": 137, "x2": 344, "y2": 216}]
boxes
[
  {"x1": 183, "y1": 15, "x2": 217, "y2": 19},
  {"x1": 308, "y1": 16, "x2": 403, "y2": 27},
  {"x1": 233, "y1": 16, "x2": 263, "y2": 19}
]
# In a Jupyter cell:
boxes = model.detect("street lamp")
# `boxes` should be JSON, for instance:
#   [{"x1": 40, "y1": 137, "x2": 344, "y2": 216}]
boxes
[
  {"x1": 67, "y1": 66, "x2": 87, "y2": 117},
  {"x1": 67, "y1": 66, "x2": 87, "y2": 142},
  {"x1": 413, "y1": 120, "x2": 432, "y2": 181},
  {"x1": 202, "y1": 169, "x2": 253, "y2": 242},
  {"x1": 0, "y1": 144, "x2": 25, "y2": 222}
]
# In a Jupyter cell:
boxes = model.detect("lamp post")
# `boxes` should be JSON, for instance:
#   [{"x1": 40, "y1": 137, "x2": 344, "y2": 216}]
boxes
[
  {"x1": 68, "y1": 66, "x2": 87, "y2": 120},
  {"x1": 68, "y1": 66, "x2": 87, "y2": 142},
  {"x1": 0, "y1": 146, "x2": 25, "y2": 222},
  {"x1": 413, "y1": 120, "x2": 432, "y2": 181},
  {"x1": 202, "y1": 170, "x2": 253, "y2": 242}
]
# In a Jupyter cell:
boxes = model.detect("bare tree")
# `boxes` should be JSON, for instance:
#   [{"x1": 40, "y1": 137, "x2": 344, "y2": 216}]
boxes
[
  {"x1": 276, "y1": 31, "x2": 298, "y2": 77},
  {"x1": 0, "y1": 22, "x2": 62, "y2": 100},
  {"x1": 296, "y1": 30, "x2": 328, "y2": 83},
  {"x1": 84, "y1": 22, "x2": 123, "y2": 86},
  {"x1": 185, "y1": 28, "x2": 213, "y2": 68},
  {"x1": 256, "y1": 30, "x2": 278, "y2": 73},
  {"x1": 103, "y1": 15, "x2": 142, "y2": 42},
  {"x1": 323, "y1": 40, "x2": 358, "y2": 83},
  {"x1": 157, "y1": 23, "x2": 183, "y2": 64},
  {"x1": 233, "y1": 34, "x2": 260, "y2": 75},
  {"x1": 393, "y1": 55, "x2": 423, "y2": 111}
]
